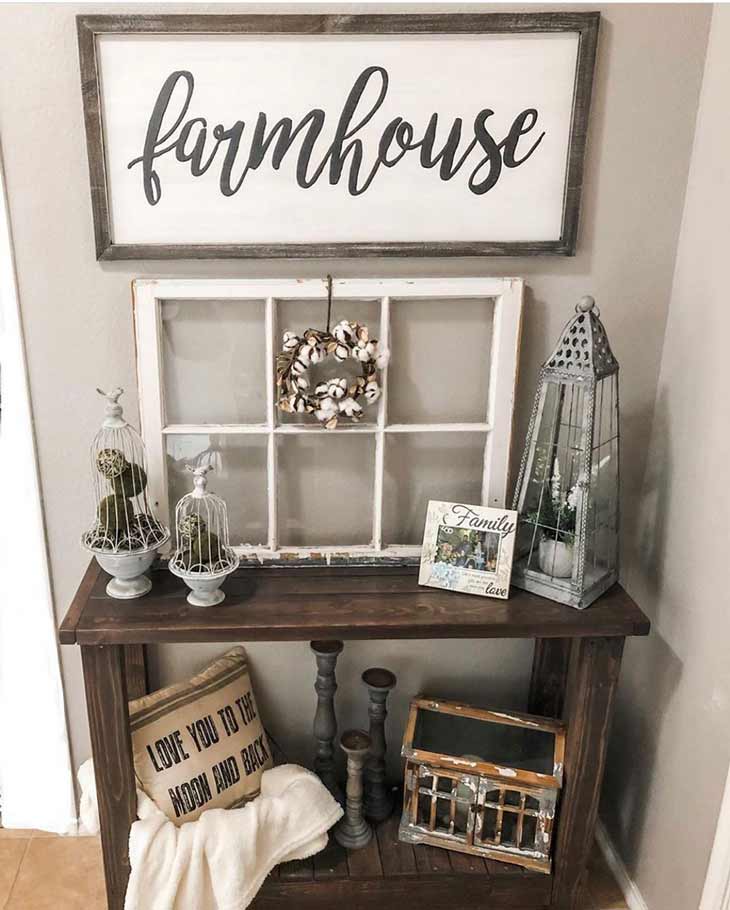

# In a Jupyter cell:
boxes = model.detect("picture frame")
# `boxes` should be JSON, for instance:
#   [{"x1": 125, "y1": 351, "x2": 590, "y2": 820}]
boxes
[
  {"x1": 77, "y1": 12, "x2": 599, "y2": 260},
  {"x1": 419, "y1": 500, "x2": 518, "y2": 599}
]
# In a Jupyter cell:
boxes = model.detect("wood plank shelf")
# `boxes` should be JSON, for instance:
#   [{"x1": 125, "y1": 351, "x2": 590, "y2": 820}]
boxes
[
  {"x1": 59, "y1": 560, "x2": 650, "y2": 645},
  {"x1": 257, "y1": 813, "x2": 551, "y2": 910}
]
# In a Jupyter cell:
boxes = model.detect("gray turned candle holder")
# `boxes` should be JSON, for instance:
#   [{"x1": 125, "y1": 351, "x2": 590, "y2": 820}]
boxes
[
  {"x1": 310, "y1": 640, "x2": 345, "y2": 805},
  {"x1": 333, "y1": 729, "x2": 373, "y2": 850},
  {"x1": 361, "y1": 667, "x2": 397, "y2": 822}
]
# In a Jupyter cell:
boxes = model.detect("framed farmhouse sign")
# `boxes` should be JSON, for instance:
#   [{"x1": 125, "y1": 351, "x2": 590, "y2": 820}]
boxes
[{"x1": 77, "y1": 13, "x2": 599, "y2": 260}]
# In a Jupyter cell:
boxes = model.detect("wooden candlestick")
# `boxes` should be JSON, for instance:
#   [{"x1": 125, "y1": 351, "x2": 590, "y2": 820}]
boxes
[
  {"x1": 310, "y1": 639, "x2": 344, "y2": 804},
  {"x1": 361, "y1": 667, "x2": 397, "y2": 822},
  {"x1": 334, "y1": 729, "x2": 372, "y2": 849}
]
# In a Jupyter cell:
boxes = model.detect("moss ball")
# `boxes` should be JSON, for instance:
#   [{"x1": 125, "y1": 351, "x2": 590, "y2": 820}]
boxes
[
  {"x1": 178, "y1": 513, "x2": 207, "y2": 541},
  {"x1": 190, "y1": 531, "x2": 222, "y2": 567},
  {"x1": 97, "y1": 495, "x2": 135, "y2": 532},
  {"x1": 134, "y1": 513, "x2": 162, "y2": 537},
  {"x1": 113, "y1": 462, "x2": 147, "y2": 499},
  {"x1": 96, "y1": 448, "x2": 128, "y2": 479}
]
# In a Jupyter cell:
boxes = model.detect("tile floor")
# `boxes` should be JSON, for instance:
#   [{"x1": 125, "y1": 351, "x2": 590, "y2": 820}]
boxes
[{"x1": 0, "y1": 826, "x2": 628, "y2": 909}]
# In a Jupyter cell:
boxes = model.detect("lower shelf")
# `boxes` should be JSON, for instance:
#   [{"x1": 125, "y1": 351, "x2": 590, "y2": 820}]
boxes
[{"x1": 254, "y1": 812, "x2": 552, "y2": 910}]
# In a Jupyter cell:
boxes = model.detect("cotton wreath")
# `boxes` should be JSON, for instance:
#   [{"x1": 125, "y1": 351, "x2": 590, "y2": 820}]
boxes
[{"x1": 276, "y1": 320, "x2": 390, "y2": 429}]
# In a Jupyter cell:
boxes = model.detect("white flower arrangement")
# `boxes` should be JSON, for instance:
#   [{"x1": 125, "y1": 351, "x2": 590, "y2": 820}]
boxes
[
  {"x1": 528, "y1": 457, "x2": 579, "y2": 543},
  {"x1": 276, "y1": 320, "x2": 389, "y2": 430}
]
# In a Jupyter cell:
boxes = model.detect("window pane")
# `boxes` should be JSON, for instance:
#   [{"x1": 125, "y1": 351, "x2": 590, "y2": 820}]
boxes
[
  {"x1": 383, "y1": 433, "x2": 486, "y2": 545},
  {"x1": 277, "y1": 433, "x2": 374, "y2": 546},
  {"x1": 412, "y1": 708, "x2": 557, "y2": 776},
  {"x1": 166, "y1": 434, "x2": 268, "y2": 546},
  {"x1": 161, "y1": 298, "x2": 266, "y2": 425},
  {"x1": 388, "y1": 297, "x2": 494, "y2": 424},
  {"x1": 276, "y1": 298, "x2": 381, "y2": 426}
]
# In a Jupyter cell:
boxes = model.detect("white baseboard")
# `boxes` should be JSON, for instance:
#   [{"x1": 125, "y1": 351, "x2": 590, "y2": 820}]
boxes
[{"x1": 595, "y1": 819, "x2": 649, "y2": 910}]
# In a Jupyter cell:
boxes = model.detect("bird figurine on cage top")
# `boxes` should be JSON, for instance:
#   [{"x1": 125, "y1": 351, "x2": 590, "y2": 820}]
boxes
[
  {"x1": 81, "y1": 387, "x2": 169, "y2": 599},
  {"x1": 168, "y1": 465, "x2": 239, "y2": 607}
]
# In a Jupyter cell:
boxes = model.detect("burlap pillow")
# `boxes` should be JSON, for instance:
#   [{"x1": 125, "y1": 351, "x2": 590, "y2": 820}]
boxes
[{"x1": 129, "y1": 647, "x2": 272, "y2": 825}]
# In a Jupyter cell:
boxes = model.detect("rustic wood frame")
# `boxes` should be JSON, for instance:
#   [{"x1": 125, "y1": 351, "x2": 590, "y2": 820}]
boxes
[{"x1": 76, "y1": 12, "x2": 600, "y2": 261}]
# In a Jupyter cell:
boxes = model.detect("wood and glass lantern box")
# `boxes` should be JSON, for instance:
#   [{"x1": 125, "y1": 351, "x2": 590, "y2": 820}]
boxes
[{"x1": 399, "y1": 697, "x2": 566, "y2": 873}]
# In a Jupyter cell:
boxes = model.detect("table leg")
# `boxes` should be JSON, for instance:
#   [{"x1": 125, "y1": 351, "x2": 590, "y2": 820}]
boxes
[
  {"x1": 528, "y1": 638, "x2": 571, "y2": 719},
  {"x1": 124, "y1": 644, "x2": 149, "y2": 699},
  {"x1": 550, "y1": 636, "x2": 625, "y2": 910},
  {"x1": 81, "y1": 645, "x2": 136, "y2": 910}
]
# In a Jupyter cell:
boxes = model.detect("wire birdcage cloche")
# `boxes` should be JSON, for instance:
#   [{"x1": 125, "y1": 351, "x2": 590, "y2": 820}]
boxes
[
  {"x1": 511, "y1": 296, "x2": 619, "y2": 610},
  {"x1": 81, "y1": 388, "x2": 169, "y2": 598},
  {"x1": 168, "y1": 466, "x2": 239, "y2": 607}
]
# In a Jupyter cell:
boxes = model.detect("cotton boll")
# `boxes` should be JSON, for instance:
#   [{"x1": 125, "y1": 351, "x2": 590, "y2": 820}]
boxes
[
  {"x1": 334, "y1": 343, "x2": 350, "y2": 362},
  {"x1": 375, "y1": 348, "x2": 391, "y2": 370},
  {"x1": 291, "y1": 359, "x2": 306, "y2": 376},
  {"x1": 364, "y1": 381, "x2": 380, "y2": 403},
  {"x1": 314, "y1": 382, "x2": 329, "y2": 397},
  {"x1": 315, "y1": 399, "x2": 339, "y2": 427},
  {"x1": 317, "y1": 397, "x2": 338, "y2": 416},
  {"x1": 295, "y1": 375, "x2": 309, "y2": 390},
  {"x1": 309, "y1": 345, "x2": 324, "y2": 364},
  {"x1": 283, "y1": 331, "x2": 299, "y2": 351},
  {"x1": 339, "y1": 398, "x2": 363, "y2": 418},
  {"x1": 327, "y1": 379, "x2": 347, "y2": 400},
  {"x1": 354, "y1": 344, "x2": 371, "y2": 363},
  {"x1": 333, "y1": 320, "x2": 354, "y2": 343}
]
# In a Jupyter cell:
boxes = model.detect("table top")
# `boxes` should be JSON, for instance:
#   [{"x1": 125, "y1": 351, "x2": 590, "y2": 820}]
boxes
[{"x1": 59, "y1": 560, "x2": 650, "y2": 645}]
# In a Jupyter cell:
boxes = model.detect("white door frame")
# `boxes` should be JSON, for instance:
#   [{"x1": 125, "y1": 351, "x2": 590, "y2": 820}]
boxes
[
  {"x1": 0, "y1": 139, "x2": 77, "y2": 833},
  {"x1": 700, "y1": 761, "x2": 730, "y2": 910}
]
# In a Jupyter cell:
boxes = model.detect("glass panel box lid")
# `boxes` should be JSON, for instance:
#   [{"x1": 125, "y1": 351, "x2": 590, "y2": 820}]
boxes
[{"x1": 399, "y1": 697, "x2": 566, "y2": 873}]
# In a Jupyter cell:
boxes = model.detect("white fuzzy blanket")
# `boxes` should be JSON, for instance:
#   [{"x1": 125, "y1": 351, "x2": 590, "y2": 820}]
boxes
[{"x1": 78, "y1": 760, "x2": 342, "y2": 910}]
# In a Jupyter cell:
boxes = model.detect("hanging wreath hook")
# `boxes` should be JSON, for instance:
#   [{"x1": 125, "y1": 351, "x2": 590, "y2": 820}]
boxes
[{"x1": 326, "y1": 274, "x2": 333, "y2": 334}]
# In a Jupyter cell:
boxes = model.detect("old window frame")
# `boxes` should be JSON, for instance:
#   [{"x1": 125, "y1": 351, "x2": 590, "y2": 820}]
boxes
[{"x1": 133, "y1": 277, "x2": 523, "y2": 564}]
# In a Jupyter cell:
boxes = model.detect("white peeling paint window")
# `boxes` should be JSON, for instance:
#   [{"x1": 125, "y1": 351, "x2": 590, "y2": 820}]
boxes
[{"x1": 133, "y1": 278, "x2": 523, "y2": 563}]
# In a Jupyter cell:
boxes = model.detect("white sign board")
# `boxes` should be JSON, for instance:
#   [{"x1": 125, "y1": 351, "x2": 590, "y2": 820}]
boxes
[{"x1": 78, "y1": 14, "x2": 598, "y2": 258}]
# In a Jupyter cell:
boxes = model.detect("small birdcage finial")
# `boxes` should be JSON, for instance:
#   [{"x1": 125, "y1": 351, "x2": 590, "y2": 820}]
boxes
[
  {"x1": 96, "y1": 387, "x2": 126, "y2": 427},
  {"x1": 186, "y1": 463, "x2": 214, "y2": 497}
]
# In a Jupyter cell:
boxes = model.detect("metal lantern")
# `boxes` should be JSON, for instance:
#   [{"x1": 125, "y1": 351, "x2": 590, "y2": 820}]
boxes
[
  {"x1": 511, "y1": 296, "x2": 619, "y2": 609},
  {"x1": 168, "y1": 465, "x2": 239, "y2": 607},
  {"x1": 81, "y1": 387, "x2": 169, "y2": 598}
]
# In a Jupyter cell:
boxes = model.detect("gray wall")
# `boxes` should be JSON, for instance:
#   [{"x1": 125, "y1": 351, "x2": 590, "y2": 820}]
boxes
[
  {"x1": 0, "y1": 0, "x2": 713, "y2": 884},
  {"x1": 601, "y1": 6, "x2": 730, "y2": 908}
]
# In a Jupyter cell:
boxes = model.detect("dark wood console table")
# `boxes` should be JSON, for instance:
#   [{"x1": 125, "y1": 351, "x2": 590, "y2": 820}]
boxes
[{"x1": 59, "y1": 561, "x2": 649, "y2": 910}]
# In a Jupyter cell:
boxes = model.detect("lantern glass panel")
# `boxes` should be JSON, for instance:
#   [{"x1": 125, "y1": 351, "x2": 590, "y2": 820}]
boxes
[
  {"x1": 584, "y1": 373, "x2": 619, "y2": 581},
  {"x1": 412, "y1": 707, "x2": 556, "y2": 776},
  {"x1": 514, "y1": 378, "x2": 588, "y2": 579}
]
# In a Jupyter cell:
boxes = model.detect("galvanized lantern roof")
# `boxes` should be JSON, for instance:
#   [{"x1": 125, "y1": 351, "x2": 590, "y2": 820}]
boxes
[{"x1": 543, "y1": 296, "x2": 618, "y2": 380}]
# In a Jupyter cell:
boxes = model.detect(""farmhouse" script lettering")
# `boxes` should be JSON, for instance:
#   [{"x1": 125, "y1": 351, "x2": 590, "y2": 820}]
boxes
[{"x1": 127, "y1": 67, "x2": 546, "y2": 205}]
